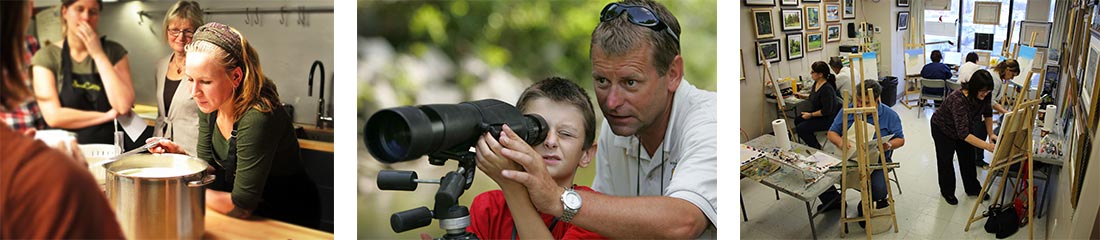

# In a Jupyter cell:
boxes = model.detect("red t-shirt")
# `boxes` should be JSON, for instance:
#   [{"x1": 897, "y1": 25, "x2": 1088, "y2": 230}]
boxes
[{"x1": 467, "y1": 185, "x2": 605, "y2": 240}]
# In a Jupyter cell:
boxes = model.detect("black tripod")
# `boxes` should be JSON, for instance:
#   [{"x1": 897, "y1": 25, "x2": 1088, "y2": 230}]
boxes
[{"x1": 377, "y1": 150, "x2": 480, "y2": 240}]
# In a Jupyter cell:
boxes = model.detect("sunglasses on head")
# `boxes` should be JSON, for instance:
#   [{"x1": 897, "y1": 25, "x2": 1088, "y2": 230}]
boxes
[{"x1": 599, "y1": 3, "x2": 680, "y2": 44}]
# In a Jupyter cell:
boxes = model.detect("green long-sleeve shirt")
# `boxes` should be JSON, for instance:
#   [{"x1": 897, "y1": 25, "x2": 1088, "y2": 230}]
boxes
[{"x1": 197, "y1": 108, "x2": 303, "y2": 210}]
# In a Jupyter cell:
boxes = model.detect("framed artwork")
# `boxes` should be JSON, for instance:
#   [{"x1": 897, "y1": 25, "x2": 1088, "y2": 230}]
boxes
[
  {"x1": 974, "y1": 1, "x2": 1002, "y2": 25},
  {"x1": 781, "y1": 9, "x2": 804, "y2": 31},
  {"x1": 842, "y1": 0, "x2": 856, "y2": 19},
  {"x1": 787, "y1": 33, "x2": 804, "y2": 60},
  {"x1": 1083, "y1": 35, "x2": 1100, "y2": 117},
  {"x1": 826, "y1": 24, "x2": 842, "y2": 42},
  {"x1": 897, "y1": 11, "x2": 910, "y2": 30},
  {"x1": 1033, "y1": 48, "x2": 1048, "y2": 71},
  {"x1": 825, "y1": 3, "x2": 841, "y2": 22},
  {"x1": 756, "y1": 39, "x2": 782, "y2": 65},
  {"x1": 745, "y1": 0, "x2": 777, "y2": 6},
  {"x1": 752, "y1": 9, "x2": 776, "y2": 39},
  {"x1": 780, "y1": 0, "x2": 798, "y2": 6},
  {"x1": 804, "y1": 0, "x2": 821, "y2": 2},
  {"x1": 806, "y1": 32, "x2": 823, "y2": 52},
  {"x1": 805, "y1": 5, "x2": 821, "y2": 30},
  {"x1": 1019, "y1": 21, "x2": 1053, "y2": 48},
  {"x1": 898, "y1": 0, "x2": 909, "y2": 7}
]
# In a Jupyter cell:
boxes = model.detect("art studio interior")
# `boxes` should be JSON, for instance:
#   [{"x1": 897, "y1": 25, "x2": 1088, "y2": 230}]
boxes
[{"x1": 739, "y1": 0, "x2": 1100, "y2": 238}]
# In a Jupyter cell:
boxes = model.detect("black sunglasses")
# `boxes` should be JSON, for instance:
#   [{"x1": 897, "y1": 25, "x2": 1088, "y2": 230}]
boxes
[{"x1": 599, "y1": 3, "x2": 680, "y2": 44}]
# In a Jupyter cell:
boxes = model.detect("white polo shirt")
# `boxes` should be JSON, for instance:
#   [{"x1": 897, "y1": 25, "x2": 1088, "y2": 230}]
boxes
[
  {"x1": 958, "y1": 62, "x2": 982, "y2": 84},
  {"x1": 591, "y1": 79, "x2": 717, "y2": 238}
]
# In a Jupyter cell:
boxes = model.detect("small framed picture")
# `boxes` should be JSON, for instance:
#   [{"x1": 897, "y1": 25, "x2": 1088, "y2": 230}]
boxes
[
  {"x1": 826, "y1": 24, "x2": 842, "y2": 42},
  {"x1": 781, "y1": 9, "x2": 804, "y2": 31},
  {"x1": 805, "y1": 5, "x2": 822, "y2": 30},
  {"x1": 897, "y1": 0, "x2": 909, "y2": 7},
  {"x1": 897, "y1": 11, "x2": 910, "y2": 31},
  {"x1": 780, "y1": 0, "x2": 798, "y2": 6},
  {"x1": 787, "y1": 33, "x2": 804, "y2": 60},
  {"x1": 806, "y1": 32, "x2": 824, "y2": 52},
  {"x1": 843, "y1": 0, "x2": 856, "y2": 19},
  {"x1": 1034, "y1": 48, "x2": 1048, "y2": 70},
  {"x1": 803, "y1": 0, "x2": 821, "y2": 2},
  {"x1": 745, "y1": 0, "x2": 776, "y2": 6},
  {"x1": 1020, "y1": 21, "x2": 1053, "y2": 48},
  {"x1": 752, "y1": 9, "x2": 776, "y2": 39},
  {"x1": 825, "y1": 3, "x2": 841, "y2": 22},
  {"x1": 973, "y1": 1, "x2": 1002, "y2": 25},
  {"x1": 757, "y1": 39, "x2": 782, "y2": 65}
]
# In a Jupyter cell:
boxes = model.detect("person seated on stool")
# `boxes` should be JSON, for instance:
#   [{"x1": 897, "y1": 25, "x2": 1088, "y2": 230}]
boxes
[
  {"x1": 930, "y1": 69, "x2": 998, "y2": 205},
  {"x1": 793, "y1": 61, "x2": 841, "y2": 149},
  {"x1": 920, "y1": 50, "x2": 953, "y2": 103},
  {"x1": 830, "y1": 57, "x2": 853, "y2": 98},
  {"x1": 815, "y1": 80, "x2": 905, "y2": 229}
]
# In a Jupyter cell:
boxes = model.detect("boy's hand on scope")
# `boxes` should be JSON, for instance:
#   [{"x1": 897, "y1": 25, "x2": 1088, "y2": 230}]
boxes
[
  {"x1": 498, "y1": 124, "x2": 565, "y2": 217},
  {"x1": 476, "y1": 131, "x2": 523, "y2": 183}
]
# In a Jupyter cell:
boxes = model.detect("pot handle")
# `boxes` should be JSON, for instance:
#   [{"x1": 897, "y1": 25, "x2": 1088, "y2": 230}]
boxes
[{"x1": 188, "y1": 174, "x2": 216, "y2": 187}]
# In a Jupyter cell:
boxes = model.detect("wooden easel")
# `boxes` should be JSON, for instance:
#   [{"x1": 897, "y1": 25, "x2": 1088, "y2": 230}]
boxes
[
  {"x1": 963, "y1": 99, "x2": 1039, "y2": 240},
  {"x1": 758, "y1": 44, "x2": 798, "y2": 143},
  {"x1": 900, "y1": 11, "x2": 923, "y2": 109},
  {"x1": 837, "y1": 54, "x2": 900, "y2": 239}
]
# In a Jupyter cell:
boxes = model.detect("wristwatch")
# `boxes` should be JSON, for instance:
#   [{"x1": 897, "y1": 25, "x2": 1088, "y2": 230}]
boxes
[{"x1": 560, "y1": 187, "x2": 582, "y2": 222}]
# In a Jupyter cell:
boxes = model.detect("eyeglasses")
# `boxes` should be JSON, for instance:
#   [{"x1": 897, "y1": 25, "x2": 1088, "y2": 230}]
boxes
[
  {"x1": 168, "y1": 29, "x2": 195, "y2": 38},
  {"x1": 599, "y1": 3, "x2": 680, "y2": 44}
]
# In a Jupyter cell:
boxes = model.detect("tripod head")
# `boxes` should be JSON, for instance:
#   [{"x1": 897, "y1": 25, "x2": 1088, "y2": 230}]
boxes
[{"x1": 377, "y1": 150, "x2": 480, "y2": 239}]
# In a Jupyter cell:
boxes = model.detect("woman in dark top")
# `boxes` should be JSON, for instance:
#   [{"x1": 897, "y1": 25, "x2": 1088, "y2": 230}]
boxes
[
  {"x1": 149, "y1": 22, "x2": 319, "y2": 228},
  {"x1": 930, "y1": 69, "x2": 998, "y2": 205},
  {"x1": 793, "y1": 61, "x2": 841, "y2": 149}
]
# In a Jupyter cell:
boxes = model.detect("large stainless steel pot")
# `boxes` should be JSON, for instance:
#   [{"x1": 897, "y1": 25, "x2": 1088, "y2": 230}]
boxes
[{"x1": 104, "y1": 153, "x2": 215, "y2": 239}]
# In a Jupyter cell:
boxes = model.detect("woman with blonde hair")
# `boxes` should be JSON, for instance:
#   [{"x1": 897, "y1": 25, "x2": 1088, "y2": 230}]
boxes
[
  {"x1": 31, "y1": 0, "x2": 136, "y2": 145},
  {"x1": 150, "y1": 22, "x2": 320, "y2": 228},
  {"x1": 155, "y1": 0, "x2": 204, "y2": 155}
]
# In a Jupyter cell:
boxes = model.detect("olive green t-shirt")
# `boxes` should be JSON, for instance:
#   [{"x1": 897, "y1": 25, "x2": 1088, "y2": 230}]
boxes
[
  {"x1": 197, "y1": 107, "x2": 304, "y2": 210},
  {"x1": 30, "y1": 40, "x2": 128, "y2": 88}
]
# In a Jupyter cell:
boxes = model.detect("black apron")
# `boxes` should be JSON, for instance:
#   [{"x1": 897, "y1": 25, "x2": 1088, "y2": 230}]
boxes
[
  {"x1": 57, "y1": 39, "x2": 152, "y2": 150},
  {"x1": 58, "y1": 39, "x2": 114, "y2": 144},
  {"x1": 207, "y1": 110, "x2": 320, "y2": 229}
]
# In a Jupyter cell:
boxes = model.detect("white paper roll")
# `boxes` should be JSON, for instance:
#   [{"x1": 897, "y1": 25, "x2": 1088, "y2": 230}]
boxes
[
  {"x1": 772, "y1": 119, "x2": 791, "y2": 150},
  {"x1": 1044, "y1": 105, "x2": 1057, "y2": 130}
]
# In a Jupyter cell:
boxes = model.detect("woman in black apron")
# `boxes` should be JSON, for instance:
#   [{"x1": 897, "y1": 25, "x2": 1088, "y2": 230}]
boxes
[
  {"x1": 149, "y1": 22, "x2": 320, "y2": 229},
  {"x1": 30, "y1": 0, "x2": 140, "y2": 146}
]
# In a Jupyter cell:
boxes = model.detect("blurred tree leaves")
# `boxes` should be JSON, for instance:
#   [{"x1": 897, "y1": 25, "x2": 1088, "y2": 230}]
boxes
[{"x1": 359, "y1": 0, "x2": 716, "y2": 97}]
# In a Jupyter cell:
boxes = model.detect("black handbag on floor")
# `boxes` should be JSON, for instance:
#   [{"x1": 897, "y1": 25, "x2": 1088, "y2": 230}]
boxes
[{"x1": 984, "y1": 203, "x2": 1019, "y2": 239}]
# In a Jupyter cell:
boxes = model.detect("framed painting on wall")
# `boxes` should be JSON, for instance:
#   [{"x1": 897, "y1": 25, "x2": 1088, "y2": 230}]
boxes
[
  {"x1": 757, "y1": 39, "x2": 782, "y2": 65},
  {"x1": 781, "y1": 9, "x2": 804, "y2": 31},
  {"x1": 826, "y1": 24, "x2": 841, "y2": 42},
  {"x1": 745, "y1": 0, "x2": 777, "y2": 6},
  {"x1": 780, "y1": 0, "x2": 798, "y2": 6},
  {"x1": 898, "y1": 0, "x2": 909, "y2": 7},
  {"x1": 806, "y1": 32, "x2": 823, "y2": 52},
  {"x1": 973, "y1": 1, "x2": 1002, "y2": 25},
  {"x1": 842, "y1": 0, "x2": 856, "y2": 19},
  {"x1": 1033, "y1": 48, "x2": 1048, "y2": 71},
  {"x1": 805, "y1": 5, "x2": 822, "y2": 30},
  {"x1": 752, "y1": 9, "x2": 776, "y2": 39},
  {"x1": 1019, "y1": 21, "x2": 1053, "y2": 48},
  {"x1": 897, "y1": 11, "x2": 909, "y2": 30},
  {"x1": 825, "y1": 3, "x2": 841, "y2": 22},
  {"x1": 787, "y1": 33, "x2": 804, "y2": 60}
]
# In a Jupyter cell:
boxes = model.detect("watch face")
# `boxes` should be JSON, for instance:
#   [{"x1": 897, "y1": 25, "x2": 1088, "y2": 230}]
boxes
[{"x1": 564, "y1": 194, "x2": 581, "y2": 207}]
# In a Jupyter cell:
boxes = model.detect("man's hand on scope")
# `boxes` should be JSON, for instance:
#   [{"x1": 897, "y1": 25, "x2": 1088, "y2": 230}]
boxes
[{"x1": 497, "y1": 124, "x2": 566, "y2": 218}]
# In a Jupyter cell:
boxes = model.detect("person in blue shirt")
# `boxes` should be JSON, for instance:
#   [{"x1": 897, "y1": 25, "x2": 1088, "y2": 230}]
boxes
[
  {"x1": 920, "y1": 50, "x2": 953, "y2": 98},
  {"x1": 814, "y1": 80, "x2": 905, "y2": 228}
]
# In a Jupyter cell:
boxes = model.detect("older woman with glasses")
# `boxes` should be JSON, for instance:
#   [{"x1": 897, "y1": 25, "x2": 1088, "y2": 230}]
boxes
[{"x1": 155, "y1": 0, "x2": 203, "y2": 155}]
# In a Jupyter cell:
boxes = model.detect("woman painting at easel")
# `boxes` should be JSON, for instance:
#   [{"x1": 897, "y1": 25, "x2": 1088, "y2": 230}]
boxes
[
  {"x1": 31, "y1": 0, "x2": 137, "y2": 146},
  {"x1": 930, "y1": 69, "x2": 998, "y2": 205}
]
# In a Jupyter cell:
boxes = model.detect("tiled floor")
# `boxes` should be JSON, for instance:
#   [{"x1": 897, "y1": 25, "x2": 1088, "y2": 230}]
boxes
[{"x1": 741, "y1": 101, "x2": 1051, "y2": 239}]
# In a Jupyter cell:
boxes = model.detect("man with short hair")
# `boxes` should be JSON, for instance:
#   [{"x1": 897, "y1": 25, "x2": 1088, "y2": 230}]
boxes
[
  {"x1": 958, "y1": 52, "x2": 982, "y2": 84},
  {"x1": 830, "y1": 57, "x2": 853, "y2": 98},
  {"x1": 494, "y1": 0, "x2": 716, "y2": 238}
]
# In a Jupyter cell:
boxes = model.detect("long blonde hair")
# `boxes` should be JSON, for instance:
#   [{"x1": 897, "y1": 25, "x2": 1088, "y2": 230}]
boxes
[{"x1": 185, "y1": 23, "x2": 280, "y2": 118}]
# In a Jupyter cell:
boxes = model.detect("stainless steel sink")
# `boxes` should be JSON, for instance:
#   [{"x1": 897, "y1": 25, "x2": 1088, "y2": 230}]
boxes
[{"x1": 295, "y1": 127, "x2": 334, "y2": 142}]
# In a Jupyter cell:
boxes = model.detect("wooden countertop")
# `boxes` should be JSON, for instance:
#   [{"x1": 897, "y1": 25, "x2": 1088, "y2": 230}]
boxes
[
  {"x1": 133, "y1": 105, "x2": 334, "y2": 153},
  {"x1": 204, "y1": 207, "x2": 332, "y2": 239}
]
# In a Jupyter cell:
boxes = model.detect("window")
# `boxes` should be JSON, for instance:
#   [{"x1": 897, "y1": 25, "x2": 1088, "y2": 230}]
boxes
[{"x1": 925, "y1": 0, "x2": 1055, "y2": 65}]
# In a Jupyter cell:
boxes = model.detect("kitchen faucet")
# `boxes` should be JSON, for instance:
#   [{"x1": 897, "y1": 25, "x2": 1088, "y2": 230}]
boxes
[{"x1": 308, "y1": 60, "x2": 333, "y2": 129}]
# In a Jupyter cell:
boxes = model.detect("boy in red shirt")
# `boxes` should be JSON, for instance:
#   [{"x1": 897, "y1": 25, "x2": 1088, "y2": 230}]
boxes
[{"x1": 469, "y1": 77, "x2": 605, "y2": 239}]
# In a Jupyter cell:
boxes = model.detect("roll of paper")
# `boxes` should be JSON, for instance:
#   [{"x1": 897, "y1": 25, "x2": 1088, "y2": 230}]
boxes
[
  {"x1": 1044, "y1": 105, "x2": 1057, "y2": 130},
  {"x1": 773, "y1": 119, "x2": 791, "y2": 151}
]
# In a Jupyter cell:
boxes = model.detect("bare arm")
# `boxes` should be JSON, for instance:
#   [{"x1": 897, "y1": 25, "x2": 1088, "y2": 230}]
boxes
[
  {"x1": 74, "y1": 22, "x2": 133, "y2": 115},
  {"x1": 32, "y1": 66, "x2": 118, "y2": 128},
  {"x1": 206, "y1": 189, "x2": 252, "y2": 219},
  {"x1": 965, "y1": 134, "x2": 995, "y2": 152}
]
